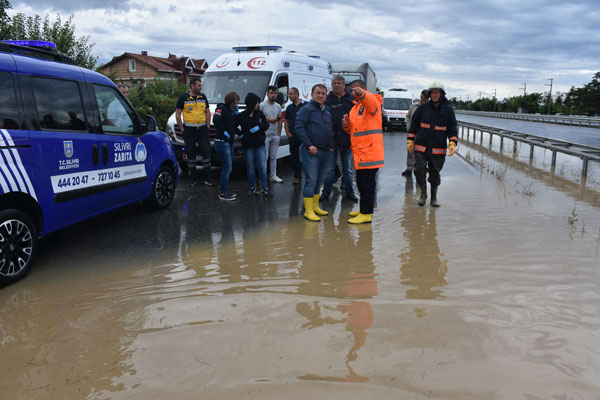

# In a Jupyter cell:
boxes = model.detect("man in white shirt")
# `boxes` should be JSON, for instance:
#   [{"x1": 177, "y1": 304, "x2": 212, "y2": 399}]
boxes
[{"x1": 260, "y1": 86, "x2": 283, "y2": 183}]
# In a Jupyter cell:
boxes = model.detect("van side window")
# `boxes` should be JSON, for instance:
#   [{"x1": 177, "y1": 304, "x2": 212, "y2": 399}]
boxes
[
  {"x1": 31, "y1": 77, "x2": 88, "y2": 132},
  {"x1": 0, "y1": 72, "x2": 20, "y2": 130},
  {"x1": 276, "y1": 74, "x2": 289, "y2": 104},
  {"x1": 93, "y1": 84, "x2": 135, "y2": 134}
]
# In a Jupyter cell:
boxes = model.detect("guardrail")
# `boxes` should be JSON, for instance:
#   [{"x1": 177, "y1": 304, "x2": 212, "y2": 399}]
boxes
[
  {"x1": 456, "y1": 110, "x2": 600, "y2": 128},
  {"x1": 458, "y1": 122, "x2": 600, "y2": 177}
]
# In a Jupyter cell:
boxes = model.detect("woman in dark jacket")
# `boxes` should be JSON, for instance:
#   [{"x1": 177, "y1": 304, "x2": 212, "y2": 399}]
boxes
[
  {"x1": 238, "y1": 92, "x2": 270, "y2": 196},
  {"x1": 213, "y1": 91, "x2": 240, "y2": 200}
]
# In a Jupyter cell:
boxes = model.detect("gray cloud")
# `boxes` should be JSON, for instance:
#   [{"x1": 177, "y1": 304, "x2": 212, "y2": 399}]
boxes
[
  {"x1": 17, "y1": 0, "x2": 597, "y2": 98},
  {"x1": 13, "y1": 0, "x2": 133, "y2": 12}
]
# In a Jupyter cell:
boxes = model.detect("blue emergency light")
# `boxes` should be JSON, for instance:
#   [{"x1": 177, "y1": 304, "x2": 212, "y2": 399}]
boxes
[{"x1": 2, "y1": 40, "x2": 57, "y2": 49}]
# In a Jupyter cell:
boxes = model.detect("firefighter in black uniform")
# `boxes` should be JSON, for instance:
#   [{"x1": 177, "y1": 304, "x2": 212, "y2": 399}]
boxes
[{"x1": 407, "y1": 82, "x2": 458, "y2": 207}]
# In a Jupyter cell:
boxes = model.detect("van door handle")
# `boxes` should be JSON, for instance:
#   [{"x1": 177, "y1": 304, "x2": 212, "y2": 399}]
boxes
[
  {"x1": 102, "y1": 143, "x2": 109, "y2": 164},
  {"x1": 92, "y1": 144, "x2": 99, "y2": 166}
]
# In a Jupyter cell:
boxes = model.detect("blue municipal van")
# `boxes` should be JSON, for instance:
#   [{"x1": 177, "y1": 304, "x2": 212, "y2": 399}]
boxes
[{"x1": 0, "y1": 41, "x2": 178, "y2": 285}]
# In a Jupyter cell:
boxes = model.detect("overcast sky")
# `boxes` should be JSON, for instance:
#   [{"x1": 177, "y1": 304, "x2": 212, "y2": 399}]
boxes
[{"x1": 9, "y1": 0, "x2": 600, "y2": 100}]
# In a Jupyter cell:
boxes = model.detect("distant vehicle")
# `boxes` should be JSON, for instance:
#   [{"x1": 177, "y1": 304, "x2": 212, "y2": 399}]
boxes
[
  {"x1": 329, "y1": 62, "x2": 377, "y2": 94},
  {"x1": 0, "y1": 40, "x2": 178, "y2": 285},
  {"x1": 382, "y1": 88, "x2": 413, "y2": 130},
  {"x1": 166, "y1": 45, "x2": 332, "y2": 171}
]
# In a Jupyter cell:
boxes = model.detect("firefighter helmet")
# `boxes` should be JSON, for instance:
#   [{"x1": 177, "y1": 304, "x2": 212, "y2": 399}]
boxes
[{"x1": 428, "y1": 81, "x2": 446, "y2": 96}]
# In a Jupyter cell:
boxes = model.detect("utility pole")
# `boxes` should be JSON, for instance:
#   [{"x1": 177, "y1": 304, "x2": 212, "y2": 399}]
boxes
[
  {"x1": 478, "y1": 91, "x2": 482, "y2": 100},
  {"x1": 545, "y1": 78, "x2": 553, "y2": 115},
  {"x1": 492, "y1": 89, "x2": 497, "y2": 112},
  {"x1": 520, "y1": 83, "x2": 526, "y2": 96}
]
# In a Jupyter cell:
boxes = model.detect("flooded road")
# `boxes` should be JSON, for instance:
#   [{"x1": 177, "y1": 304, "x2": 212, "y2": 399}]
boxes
[{"x1": 1, "y1": 132, "x2": 600, "y2": 399}]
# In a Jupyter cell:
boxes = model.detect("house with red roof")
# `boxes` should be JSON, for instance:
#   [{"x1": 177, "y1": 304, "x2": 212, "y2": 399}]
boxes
[{"x1": 100, "y1": 51, "x2": 208, "y2": 88}]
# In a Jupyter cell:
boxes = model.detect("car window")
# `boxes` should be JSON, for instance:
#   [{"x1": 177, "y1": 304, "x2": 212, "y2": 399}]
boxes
[
  {"x1": 31, "y1": 77, "x2": 88, "y2": 132},
  {"x1": 0, "y1": 72, "x2": 20, "y2": 130},
  {"x1": 93, "y1": 84, "x2": 135, "y2": 135}
]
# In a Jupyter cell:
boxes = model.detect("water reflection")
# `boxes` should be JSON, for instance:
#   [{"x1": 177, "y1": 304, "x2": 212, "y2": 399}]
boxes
[
  {"x1": 400, "y1": 208, "x2": 448, "y2": 310},
  {"x1": 296, "y1": 224, "x2": 377, "y2": 383}
]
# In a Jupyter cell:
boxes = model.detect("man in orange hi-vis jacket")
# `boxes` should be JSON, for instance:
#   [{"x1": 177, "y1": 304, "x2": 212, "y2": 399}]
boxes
[{"x1": 342, "y1": 80, "x2": 385, "y2": 224}]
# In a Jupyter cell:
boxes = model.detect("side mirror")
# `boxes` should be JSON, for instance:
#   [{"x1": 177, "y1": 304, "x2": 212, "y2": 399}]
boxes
[{"x1": 145, "y1": 115, "x2": 158, "y2": 132}]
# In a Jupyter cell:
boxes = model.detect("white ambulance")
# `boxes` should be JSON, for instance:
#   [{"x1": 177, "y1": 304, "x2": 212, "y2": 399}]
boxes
[
  {"x1": 166, "y1": 46, "x2": 332, "y2": 169},
  {"x1": 382, "y1": 88, "x2": 413, "y2": 131}
]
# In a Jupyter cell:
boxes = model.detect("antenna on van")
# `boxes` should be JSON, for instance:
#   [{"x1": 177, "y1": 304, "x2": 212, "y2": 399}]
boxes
[{"x1": 236, "y1": 42, "x2": 241, "y2": 66}]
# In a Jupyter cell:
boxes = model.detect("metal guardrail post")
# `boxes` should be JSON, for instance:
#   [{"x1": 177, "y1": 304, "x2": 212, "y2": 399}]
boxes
[{"x1": 582, "y1": 158, "x2": 588, "y2": 176}]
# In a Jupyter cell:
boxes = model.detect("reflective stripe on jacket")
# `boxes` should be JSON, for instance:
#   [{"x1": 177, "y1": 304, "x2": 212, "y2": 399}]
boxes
[
  {"x1": 344, "y1": 90, "x2": 385, "y2": 170},
  {"x1": 407, "y1": 101, "x2": 458, "y2": 156}
]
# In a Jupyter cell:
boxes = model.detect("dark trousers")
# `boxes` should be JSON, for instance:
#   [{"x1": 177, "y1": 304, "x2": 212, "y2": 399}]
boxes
[
  {"x1": 414, "y1": 151, "x2": 446, "y2": 187},
  {"x1": 183, "y1": 125, "x2": 212, "y2": 183},
  {"x1": 356, "y1": 168, "x2": 378, "y2": 214},
  {"x1": 289, "y1": 138, "x2": 302, "y2": 179}
]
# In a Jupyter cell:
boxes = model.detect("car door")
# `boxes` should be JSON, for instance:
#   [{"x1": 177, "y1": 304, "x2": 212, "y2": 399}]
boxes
[
  {"x1": 91, "y1": 83, "x2": 149, "y2": 207},
  {"x1": 22, "y1": 74, "x2": 104, "y2": 232}
]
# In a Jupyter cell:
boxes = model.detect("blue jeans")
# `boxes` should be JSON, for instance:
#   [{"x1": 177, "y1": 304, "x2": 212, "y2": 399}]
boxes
[
  {"x1": 300, "y1": 145, "x2": 333, "y2": 198},
  {"x1": 214, "y1": 140, "x2": 233, "y2": 193},
  {"x1": 244, "y1": 147, "x2": 267, "y2": 190},
  {"x1": 323, "y1": 147, "x2": 355, "y2": 196}
]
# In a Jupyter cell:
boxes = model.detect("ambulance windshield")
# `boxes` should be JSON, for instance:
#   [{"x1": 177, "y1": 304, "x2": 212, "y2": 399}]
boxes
[
  {"x1": 202, "y1": 71, "x2": 273, "y2": 105},
  {"x1": 383, "y1": 97, "x2": 412, "y2": 110}
]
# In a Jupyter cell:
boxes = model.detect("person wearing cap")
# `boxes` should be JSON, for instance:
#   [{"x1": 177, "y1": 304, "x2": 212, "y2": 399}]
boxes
[
  {"x1": 407, "y1": 82, "x2": 458, "y2": 207},
  {"x1": 403, "y1": 89, "x2": 429, "y2": 176}
]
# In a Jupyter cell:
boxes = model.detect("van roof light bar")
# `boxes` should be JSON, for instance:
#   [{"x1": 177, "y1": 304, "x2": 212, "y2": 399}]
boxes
[
  {"x1": 0, "y1": 40, "x2": 76, "y2": 65},
  {"x1": 232, "y1": 45, "x2": 282, "y2": 53},
  {"x1": 2, "y1": 40, "x2": 57, "y2": 48}
]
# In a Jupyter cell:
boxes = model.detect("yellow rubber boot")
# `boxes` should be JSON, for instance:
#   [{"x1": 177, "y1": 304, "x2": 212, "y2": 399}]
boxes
[
  {"x1": 313, "y1": 194, "x2": 328, "y2": 216},
  {"x1": 349, "y1": 209, "x2": 360, "y2": 217},
  {"x1": 348, "y1": 213, "x2": 372, "y2": 224},
  {"x1": 303, "y1": 197, "x2": 321, "y2": 221}
]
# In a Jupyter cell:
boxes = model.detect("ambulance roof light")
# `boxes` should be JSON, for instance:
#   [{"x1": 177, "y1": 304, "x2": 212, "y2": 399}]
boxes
[
  {"x1": 308, "y1": 55, "x2": 320, "y2": 59},
  {"x1": 232, "y1": 46, "x2": 282, "y2": 53}
]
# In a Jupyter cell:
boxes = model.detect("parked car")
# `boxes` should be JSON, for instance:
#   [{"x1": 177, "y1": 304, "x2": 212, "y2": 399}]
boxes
[{"x1": 0, "y1": 40, "x2": 178, "y2": 285}]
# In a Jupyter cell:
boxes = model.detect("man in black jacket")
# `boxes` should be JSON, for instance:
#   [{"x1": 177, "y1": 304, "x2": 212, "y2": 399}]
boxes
[
  {"x1": 322, "y1": 75, "x2": 358, "y2": 202},
  {"x1": 407, "y1": 82, "x2": 458, "y2": 207}
]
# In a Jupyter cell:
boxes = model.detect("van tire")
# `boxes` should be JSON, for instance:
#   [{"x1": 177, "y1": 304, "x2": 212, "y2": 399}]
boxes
[
  {"x1": 144, "y1": 166, "x2": 176, "y2": 210},
  {"x1": 0, "y1": 209, "x2": 38, "y2": 286}
]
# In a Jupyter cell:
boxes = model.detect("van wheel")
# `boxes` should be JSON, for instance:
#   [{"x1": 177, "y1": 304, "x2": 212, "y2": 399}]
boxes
[
  {"x1": 0, "y1": 209, "x2": 38, "y2": 285},
  {"x1": 145, "y1": 166, "x2": 176, "y2": 210}
]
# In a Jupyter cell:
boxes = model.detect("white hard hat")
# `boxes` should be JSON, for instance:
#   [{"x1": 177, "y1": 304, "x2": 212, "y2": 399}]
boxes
[{"x1": 428, "y1": 81, "x2": 446, "y2": 96}]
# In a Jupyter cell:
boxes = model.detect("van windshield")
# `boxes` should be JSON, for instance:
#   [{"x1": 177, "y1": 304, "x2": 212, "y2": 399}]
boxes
[
  {"x1": 383, "y1": 97, "x2": 412, "y2": 110},
  {"x1": 202, "y1": 71, "x2": 273, "y2": 105}
]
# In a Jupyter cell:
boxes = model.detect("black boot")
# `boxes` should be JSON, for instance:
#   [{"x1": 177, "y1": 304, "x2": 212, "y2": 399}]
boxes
[
  {"x1": 431, "y1": 185, "x2": 440, "y2": 207},
  {"x1": 418, "y1": 182, "x2": 427, "y2": 206}
]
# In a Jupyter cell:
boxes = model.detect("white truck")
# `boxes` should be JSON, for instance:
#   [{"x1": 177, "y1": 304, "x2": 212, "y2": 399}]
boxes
[
  {"x1": 382, "y1": 88, "x2": 413, "y2": 131},
  {"x1": 329, "y1": 62, "x2": 377, "y2": 93},
  {"x1": 166, "y1": 45, "x2": 332, "y2": 170}
]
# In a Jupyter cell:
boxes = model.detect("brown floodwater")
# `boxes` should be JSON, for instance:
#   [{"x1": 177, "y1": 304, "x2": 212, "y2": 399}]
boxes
[{"x1": 1, "y1": 132, "x2": 600, "y2": 399}]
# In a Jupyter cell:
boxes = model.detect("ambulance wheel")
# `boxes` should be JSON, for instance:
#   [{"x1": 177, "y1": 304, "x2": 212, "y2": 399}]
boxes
[
  {"x1": 145, "y1": 165, "x2": 176, "y2": 210},
  {"x1": 0, "y1": 209, "x2": 38, "y2": 286}
]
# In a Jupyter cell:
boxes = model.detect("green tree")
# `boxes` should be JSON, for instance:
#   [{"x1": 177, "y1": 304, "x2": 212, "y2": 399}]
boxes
[
  {"x1": 128, "y1": 79, "x2": 188, "y2": 131},
  {"x1": 1, "y1": 10, "x2": 97, "y2": 69},
  {"x1": 0, "y1": 0, "x2": 11, "y2": 38}
]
